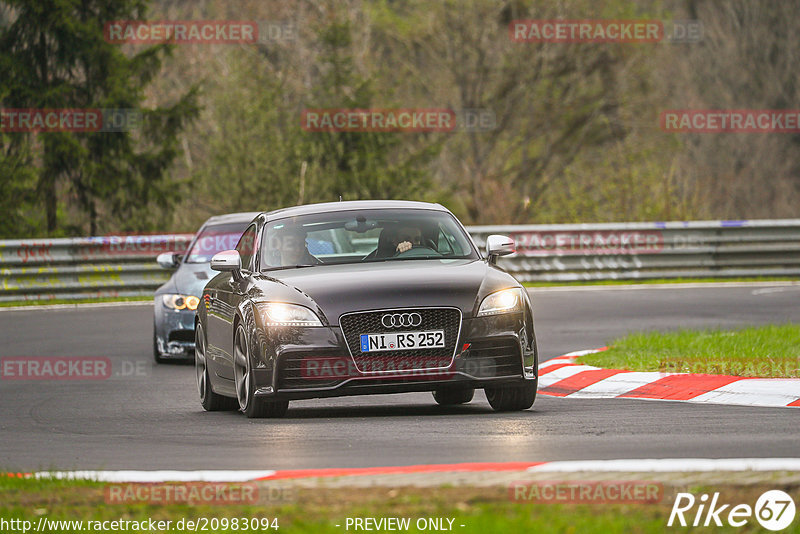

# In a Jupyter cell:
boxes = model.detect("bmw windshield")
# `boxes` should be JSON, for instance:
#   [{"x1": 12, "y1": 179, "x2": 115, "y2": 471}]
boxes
[
  {"x1": 260, "y1": 209, "x2": 480, "y2": 270},
  {"x1": 185, "y1": 222, "x2": 251, "y2": 263}
]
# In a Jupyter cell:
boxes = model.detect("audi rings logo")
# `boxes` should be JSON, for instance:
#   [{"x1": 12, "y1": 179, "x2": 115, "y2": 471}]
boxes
[{"x1": 381, "y1": 312, "x2": 422, "y2": 329}]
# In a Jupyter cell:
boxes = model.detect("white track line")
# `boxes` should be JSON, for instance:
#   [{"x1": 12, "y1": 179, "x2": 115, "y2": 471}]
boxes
[
  {"x1": 32, "y1": 470, "x2": 276, "y2": 482},
  {"x1": 21, "y1": 460, "x2": 800, "y2": 482},
  {"x1": 529, "y1": 458, "x2": 800, "y2": 472},
  {"x1": 529, "y1": 281, "x2": 800, "y2": 292}
]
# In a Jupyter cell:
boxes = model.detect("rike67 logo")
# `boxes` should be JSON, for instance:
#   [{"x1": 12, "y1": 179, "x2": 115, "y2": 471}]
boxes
[{"x1": 668, "y1": 490, "x2": 796, "y2": 531}]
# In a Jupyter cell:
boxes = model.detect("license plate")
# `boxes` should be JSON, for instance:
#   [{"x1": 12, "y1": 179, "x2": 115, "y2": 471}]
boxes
[{"x1": 360, "y1": 330, "x2": 445, "y2": 352}]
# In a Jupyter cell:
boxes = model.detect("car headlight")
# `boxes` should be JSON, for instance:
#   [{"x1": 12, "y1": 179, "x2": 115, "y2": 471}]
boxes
[
  {"x1": 161, "y1": 294, "x2": 199, "y2": 311},
  {"x1": 477, "y1": 288, "x2": 523, "y2": 316},
  {"x1": 255, "y1": 302, "x2": 322, "y2": 327}
]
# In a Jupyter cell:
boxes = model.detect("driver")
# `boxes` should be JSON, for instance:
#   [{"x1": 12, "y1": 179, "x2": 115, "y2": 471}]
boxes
[
  {"x1": 277, "y1": 226, "x2": 321, "y2": 266},
  {"x1": 394, "y1": 225, "x2": 423, "y2": 254}
]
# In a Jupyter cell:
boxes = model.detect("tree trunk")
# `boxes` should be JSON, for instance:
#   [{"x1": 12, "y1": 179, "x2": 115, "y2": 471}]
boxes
[
  {"x1": 89, "y1": 198, "x2": 97, "y2": 236},
  {"x1": 38, "y1": 29, "x2": 57, "y2": 235}
]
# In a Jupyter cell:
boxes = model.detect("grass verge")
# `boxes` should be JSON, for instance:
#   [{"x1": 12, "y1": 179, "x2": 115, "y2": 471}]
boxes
[
  {"x1": 578, "y1": 324, "x2": 800, "y2": 377},
  {"x1": 3, "y1": 476, "x2": 799, "y2": 533}
]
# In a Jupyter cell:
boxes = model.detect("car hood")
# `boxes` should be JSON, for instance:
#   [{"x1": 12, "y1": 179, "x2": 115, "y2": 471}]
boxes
[
  {"x1": 157, "y1": 262, "x2": 215, "y2": 297},
  {"x1": 252, "y1": 259, "x2": 518, "y2": 324}
]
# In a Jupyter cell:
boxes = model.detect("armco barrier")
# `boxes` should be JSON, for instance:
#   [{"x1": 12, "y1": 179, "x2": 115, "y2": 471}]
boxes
[
  {"x1": 0, "y1": 220, "x2": 798, "y2": 301},
  {"x1": 469, "y1": 219, "x2": 800, "y2": 282},
  {"x1": 0, "y1": 234, "x2": 193, "y2": 302}
]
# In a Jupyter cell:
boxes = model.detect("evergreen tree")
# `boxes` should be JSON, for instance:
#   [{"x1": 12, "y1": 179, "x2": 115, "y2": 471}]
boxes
[{"x1": 0, "y1": 0, "x2": 198, "y2": 236}]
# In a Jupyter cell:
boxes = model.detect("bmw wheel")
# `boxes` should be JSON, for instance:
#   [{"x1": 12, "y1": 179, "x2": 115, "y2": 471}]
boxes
[
  {"x1": 196, "y1": 323, "x2": 237, "y2": 411},
  {"x1": 233, "y1": 324, "x2": 289, "y2": 418}
]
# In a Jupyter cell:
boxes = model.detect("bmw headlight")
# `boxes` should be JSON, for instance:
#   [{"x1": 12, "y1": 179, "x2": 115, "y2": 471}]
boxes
[
  {"x1": 255, "y1": 302, "x2": 322, "y2": 327},
  {"x1": 162, "y1": 294, "x2": 200, "y2": 311},
  {"x1": 477, "y1": 288, "x2": 523, "y2": 316}
]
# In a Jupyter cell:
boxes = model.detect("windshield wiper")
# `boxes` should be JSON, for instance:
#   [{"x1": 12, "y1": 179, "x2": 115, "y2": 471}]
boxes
[
  {"x1": 263, "y1": 264, "x2": 317, "y2": 271},
  {"x1": 362, "y1": 255, "x2": 472, "y2": 263}
]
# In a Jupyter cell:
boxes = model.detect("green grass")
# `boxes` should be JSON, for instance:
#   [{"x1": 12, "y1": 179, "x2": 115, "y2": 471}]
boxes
[
  {"x1": 579, "y1": 324, "x2": 800, "y2": 377},
  {"x1": 523, "y1": 276, "x2": 798, "y2": 287},
  {"x1": 4, "y1": 476, "x2": 798, "y2": 533},
  {"x1": 0, "y1": 296, "x2": 151, "y2": 308}
]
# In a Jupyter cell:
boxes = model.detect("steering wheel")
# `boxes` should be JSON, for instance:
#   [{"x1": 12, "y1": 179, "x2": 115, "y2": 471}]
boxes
[{"x1": 393, "y1": 245, "x2": 439, "y2": 258}]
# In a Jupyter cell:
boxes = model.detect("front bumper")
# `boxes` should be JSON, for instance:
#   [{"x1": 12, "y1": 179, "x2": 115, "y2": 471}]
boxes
[
  {"x1": 249, "y1": 312, "x2": 536, "y2": 401},
  {"x1": 154, "y1": 300, "x2": 197, "y2": 359}
]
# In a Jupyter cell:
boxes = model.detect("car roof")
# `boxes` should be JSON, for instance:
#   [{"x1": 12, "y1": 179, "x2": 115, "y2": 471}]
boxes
[
  {"x1": 202, "y1": 211, "x2": 261, "y2": 226},
  {"x1": 262, "y1": 200, "x2": 448, "y2": 220}
]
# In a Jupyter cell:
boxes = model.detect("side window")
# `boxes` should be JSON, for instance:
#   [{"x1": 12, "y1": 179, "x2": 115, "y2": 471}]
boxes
[{"x1": 236, "y1": 224, "x2": 258, "y2": 271}]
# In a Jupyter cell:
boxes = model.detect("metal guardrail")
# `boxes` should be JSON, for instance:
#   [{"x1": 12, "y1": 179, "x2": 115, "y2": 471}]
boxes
[
  {"x1": 0, "y1": 235, "x2": 194, "y2": 302},
  {"x1": 1, "y1": 220, "x2": 798, "y2": 301},
  {"x1": 469, "y1": 219, "x2": 800, "y2": 282}
]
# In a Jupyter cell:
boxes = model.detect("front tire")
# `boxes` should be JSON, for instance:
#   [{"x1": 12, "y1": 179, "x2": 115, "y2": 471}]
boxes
[
  {"x1": 432, "y1": 388, "x2": 475, "y2": 405},
  {"x1": 233, "y1": 324, "x2": 289, "y2": 418},
  {"x1": 196, "y1": 323, "x2": 237, "y2": 411},
  {"x1": 485, "y1": 380, "x2": 537, "y2": 412}
]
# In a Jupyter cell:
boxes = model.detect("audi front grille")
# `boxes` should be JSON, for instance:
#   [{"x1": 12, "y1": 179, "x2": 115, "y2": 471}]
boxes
[{"x1": 339, "y1": 307, "x2": 462, "y2": 372}]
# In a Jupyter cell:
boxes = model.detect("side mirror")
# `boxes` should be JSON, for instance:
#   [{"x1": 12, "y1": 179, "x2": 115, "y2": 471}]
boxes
[
  {"x1": 156, "y1": 252, "x2": 181, "y2": 269},
  {"x1": 486, "y1": 234, "x2": 515, "y2": 264},
  {"x1": 210, "y1": 250, "x2": 242, "y2": 273}
]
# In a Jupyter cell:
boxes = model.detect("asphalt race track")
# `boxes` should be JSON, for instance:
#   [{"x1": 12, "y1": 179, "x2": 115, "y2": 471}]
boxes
[{"x1": 1, "y1": 284, "x2": 798, "y2": 471}]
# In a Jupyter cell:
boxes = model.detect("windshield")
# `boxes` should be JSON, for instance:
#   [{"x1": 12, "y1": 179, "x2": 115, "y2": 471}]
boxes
[
  {"x1": 260, "y1": 209, "x2": 479, "y2": 270},
  {"x1": 184, "y1": 221, "x2": 251, "y2": 263}
]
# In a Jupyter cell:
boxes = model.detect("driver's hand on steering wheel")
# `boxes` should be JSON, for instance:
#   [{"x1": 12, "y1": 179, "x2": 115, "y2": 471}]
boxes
[{"x1": 396, "y1": 241, "x2": 413, "y2": 253}]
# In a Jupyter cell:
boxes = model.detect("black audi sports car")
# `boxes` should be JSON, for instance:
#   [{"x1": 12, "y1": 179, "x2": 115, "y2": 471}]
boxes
[{"x1": 196, "y1": 200, "x2": 538, "y2": 417}]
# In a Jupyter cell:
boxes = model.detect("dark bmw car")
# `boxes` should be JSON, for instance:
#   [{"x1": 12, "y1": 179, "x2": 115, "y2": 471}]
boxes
[
  {"x1": 195, "y1": 201, "x2": 538, "y2": 417},
  {"x1": 153, "y1": 212, "x2": 259, "y2": 362}
]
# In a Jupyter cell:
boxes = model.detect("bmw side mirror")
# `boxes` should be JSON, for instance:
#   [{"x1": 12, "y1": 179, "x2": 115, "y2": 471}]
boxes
[
  {"x1": 156, "y1": 252, "x2": 181, "y2": 269},
  {"x1": 210, "y1": 250, "x2": 242, "y2": 273},
  {"x1": 486, "y1": 234, "x2": 515, "y2": 265}
]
